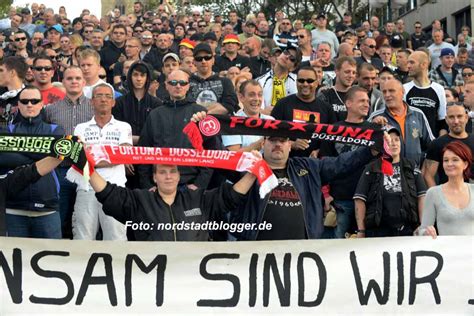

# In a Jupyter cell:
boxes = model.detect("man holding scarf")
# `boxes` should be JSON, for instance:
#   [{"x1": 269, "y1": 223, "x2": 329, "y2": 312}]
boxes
[
  {"x1": 190, "y1": 112, "x2": 387, "y2": 240},
  {"x1": 88, "y1": 158, "x2": 261, "y2": 241}
]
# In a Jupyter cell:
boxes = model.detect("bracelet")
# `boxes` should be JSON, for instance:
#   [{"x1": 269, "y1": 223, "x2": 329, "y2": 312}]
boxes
[{"x1": 357, "y1": 230, "x2": 366, "y2": 233}]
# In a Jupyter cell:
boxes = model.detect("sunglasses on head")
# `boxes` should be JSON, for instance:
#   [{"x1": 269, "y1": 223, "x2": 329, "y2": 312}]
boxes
[
  {"x1": 33, "y1": 66, "x2": 53, "y2": 71},
  {"x1": 167, "y1": 80, "x2": 189, "y2": 86},
  {"x1": 194, "y1": 55, "x2": 213, "y2": 62},
  {"x1": 19, "y1": 98, "x2": 42, "y2": 105},
  {"x1": 297, "y1": 78, "x2": 316, "y2": 84}
]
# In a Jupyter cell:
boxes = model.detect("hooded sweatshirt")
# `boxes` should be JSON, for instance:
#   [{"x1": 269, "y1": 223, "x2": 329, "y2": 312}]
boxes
[{"x1": 113, "y1": 61, "x2": 162, "y2": 136}]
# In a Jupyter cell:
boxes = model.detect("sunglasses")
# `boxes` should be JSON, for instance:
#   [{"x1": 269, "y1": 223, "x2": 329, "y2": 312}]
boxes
[
  {"x1": 281, "y1": 22, "x2": 290, "y2": 25},
  {"x1": 194, "y1": 55, "x2": 213, "y2": 62},
  {"x1": 297, "y1": 35, "x2": 305, "y2": 38},
  {"x1": 198, "y1": 25, "x2": 206, "y2": 28},
  {"x1": 462, "y1": 73, "x2": 474, "y2": 77},
  {"x1": 99, "y1": 74, "x2": 107, "y2": 79},
  {"x1": 365, "y1": 44, "x2": 376, "y2": 49},
  {"x1": 15, "y1": 37, "x2": 28, "y2": 42},
  {"x1": 297, "y1": 78, "x2": 316, "y2": 84},
  {"x1": 283, "y1": 50, "x2": 297, "y2": 62},
  {"x1": 19, "y1": 98, "x2": 42, "y2": 105},
  {"x1": 167, "y1": 80, "x2": 189, "y2": 86},
  {"x1": 153, "y1": 23, "x2": 162, "y2": 25},
  {"x1": 33, "y1": 66, "x2": 53, "y2": 71}
]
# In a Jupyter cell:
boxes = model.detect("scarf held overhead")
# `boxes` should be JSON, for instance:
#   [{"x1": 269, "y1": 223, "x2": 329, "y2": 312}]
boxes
[{"x1": 183, "y1": 115, "x2": 384, "y2": 151}]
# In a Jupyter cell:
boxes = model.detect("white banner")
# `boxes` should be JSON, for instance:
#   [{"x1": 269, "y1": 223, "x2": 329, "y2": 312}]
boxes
[{"x1": 0, "y1": 236, "x2": 473, "y2": 315}]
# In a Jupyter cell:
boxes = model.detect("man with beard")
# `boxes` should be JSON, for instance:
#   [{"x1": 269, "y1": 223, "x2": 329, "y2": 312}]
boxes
[
  {"x1": 423, "y1": 102, "x2": 474, "y2": 186},
  {"x1": 357, "y1": 63, "x2": 384, "y2": 114},
  {"x1": 248, "y1": 38, "x2": 273, "y2": 79},
  {"x1": 139, "y1": 30, "x2": 153, "y2": 59},
  {"x1": 405, "y1": 51, "x2": 447, "y2": 136},
  {"x1": 271, "y1": 66, "x2": 336, "y2": 157}
]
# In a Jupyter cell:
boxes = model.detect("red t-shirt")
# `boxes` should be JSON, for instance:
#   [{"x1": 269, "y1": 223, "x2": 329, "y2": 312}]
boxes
[{"x1": 41, "y1": 87, "x2": 65, "y2": 106}]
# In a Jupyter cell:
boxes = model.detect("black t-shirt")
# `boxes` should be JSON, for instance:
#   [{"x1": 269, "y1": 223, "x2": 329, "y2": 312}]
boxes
[
  {"x1": 317, "y1": 88, "x2": 348, "y2": 121},
  {"x1": 425, "y1": 134, "x2": 474, "y2": 183},
  {"x1": 213, "y1": 54, "x2": 251, "y2": 73},
  {"x1": 404, "y1": 81, "x2": 446, "y2": 136},
  {"x1": 257, "y1": 168, "x2": 306, "y2": 240},
  {"x1": 271, "y1": 94, "x2": 337, "y2": 157},
  {"x1": 319, "y1": 120, "x2": 372, "y2": 200},
  {"x1": 381, "y1": 163, "x2": 404, "y2": 228}
]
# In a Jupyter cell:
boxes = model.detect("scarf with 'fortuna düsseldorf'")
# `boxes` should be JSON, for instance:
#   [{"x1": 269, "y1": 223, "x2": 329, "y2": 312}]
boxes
[
  {"x1": 183, "y1": 115, "x2": 393, "y2": 175},
  {"x1": 183, "y1": 115, "x2": 384, "y2": 151}
]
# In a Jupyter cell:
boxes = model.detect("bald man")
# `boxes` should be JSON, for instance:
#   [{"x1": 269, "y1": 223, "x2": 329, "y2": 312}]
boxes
[
  {"x1": 137, "y1": 70, "x2": 213, "y2": 190},
  {"x1": 369, "y1": 79, "x2": 434, "y2": 164},
  {"x1": 337, "y1": 42, "x2": 354, "y2": 58},
  {"x1": 404, "y1": 50, "x2": 447, "y2": 136},
  {"x1": 243, "y1": 37, "x2": 261, "y2": 58}
]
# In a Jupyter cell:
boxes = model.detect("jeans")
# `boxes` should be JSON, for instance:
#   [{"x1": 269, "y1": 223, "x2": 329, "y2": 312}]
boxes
[
  {"x1": 72, "y1": 189, "x2": 126, "y2": 240},
  {"x1": 6, "y1": 212, "x2": 62, "y2": 239},
  {"x1": 57, "y1": 167, "x2": 77, "y2": 239},
  {"x1": 334, "y1": 200, "x2": 355, "y2": 239}
]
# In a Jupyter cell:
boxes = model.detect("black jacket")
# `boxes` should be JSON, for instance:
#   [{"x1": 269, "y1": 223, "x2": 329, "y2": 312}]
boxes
[
  {"x1": 360, "y1": 158, "x2": 419, "y2": 229},
  {"x1": 143, "y1": 47, "x2": 172, "y2": 72},
  {"x1": 0, "y1": 114, "x2": 64, "y2": 213},
  {"x1": 113, "y1": 61, "x2": 162, "y2": 136},
  {"x1": 96, "y1": 182, "x2": 246, "y2": 241},
  {"x1": 99, "y1": 40, "x2": 125, "y2": 83},
  {"x1": 189, "y1": 73, "x2": 239, "y2": 114},
  {"x1": 137, "y1": 97, "x2": 213, "y2": 189},
  {"x1": 0, "y1": 164, "x2": 42, "y2": 236}
]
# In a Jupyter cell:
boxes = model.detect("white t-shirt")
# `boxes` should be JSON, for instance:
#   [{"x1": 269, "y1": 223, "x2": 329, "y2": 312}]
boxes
[
  {"x1": 67, "y1": 116, "x2": 133, "y2": 190},
  {"x1": 221, "y1": 109, "x2": 274, "y2": 148}
]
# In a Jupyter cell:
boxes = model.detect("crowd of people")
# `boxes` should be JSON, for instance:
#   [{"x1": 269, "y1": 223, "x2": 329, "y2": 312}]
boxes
[{"x1": 0, "y1": 2, "x2": 473, "y2": 242}]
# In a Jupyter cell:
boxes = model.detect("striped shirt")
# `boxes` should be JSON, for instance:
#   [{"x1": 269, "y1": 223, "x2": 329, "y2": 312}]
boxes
[{"x1": 44, "y1": 94, "x2": 93, "y2": 135}]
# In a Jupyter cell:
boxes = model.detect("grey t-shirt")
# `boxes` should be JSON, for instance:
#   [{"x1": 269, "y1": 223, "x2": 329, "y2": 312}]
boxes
[{"x1": 420, "y1": 184, "x2": 474, "y2": 235}]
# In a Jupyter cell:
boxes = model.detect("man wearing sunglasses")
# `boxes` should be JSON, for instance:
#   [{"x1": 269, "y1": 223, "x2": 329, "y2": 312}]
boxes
[
  {"x1": 258, "y1": 45, "x2": 300, "y2": 111},
  {"x1": 355, "y1": 37, "x2": 384, "y2": 71},
  {"x1": 271, "y1": 66, "x2": 336, "y2": 157},
  {"x1": 189, "y1": 43, "x2": 239, "y2": 115},
  {"x1": 32, "y1": 55, "x2": 65, "y2": 105},
  {"x1": 0, "y1": 85, "x2": 64, "y2": 239},
  {"x1": 138, "y1": 69, "x2": 213, "y2": 191},
  {"x1": 12, "y1": 30, "x2": 30, "y2": 59}
]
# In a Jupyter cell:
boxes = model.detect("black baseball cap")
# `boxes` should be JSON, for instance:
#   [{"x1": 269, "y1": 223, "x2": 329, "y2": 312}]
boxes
[
  {"x1": 203, "y1": 32, "x2": 217, "y2": 41},
  {"x1": 193, "y1": 42, "x2": 213, "y2": 57}
]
